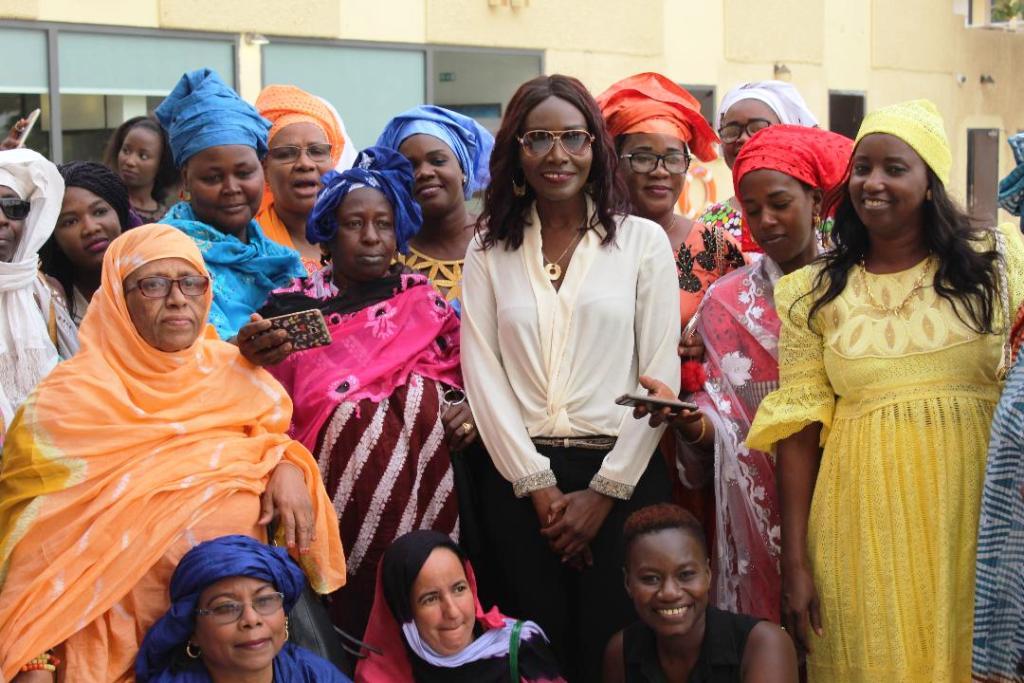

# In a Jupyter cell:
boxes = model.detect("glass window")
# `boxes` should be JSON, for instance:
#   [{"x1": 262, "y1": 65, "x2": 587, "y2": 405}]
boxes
[
  {"x1": 263, "y1": 43, "x2": 425, "y2": 148},
  {"x1": 0, "y1": 28, "x2": 50, "y2": 157},
  {"x1": 432, "y1": 50, "x2": 541, "y2": 134}
]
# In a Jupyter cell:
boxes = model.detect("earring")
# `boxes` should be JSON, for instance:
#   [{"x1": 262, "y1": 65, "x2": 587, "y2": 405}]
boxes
[
  {"x1": 319, "y1": 246, "x2": 331, "y2": 266},
  {"x1": 926, "y1": 189, "x2": 933, "y2": 201},
  {"x1": 284, "y1": 617, "x2": 290, "y2": 642},
  {"x1": 182, "y1": 189, "x2": 192, "y2": 202},
  {"x1": 812, "y1": 211, "x2": 821, "y2": 230},
  {"x1": 185, "y1": 642, "x2": 202, "y2": 659},
  {"x1": 512, "y1": 177, "x2": 526, "y2": 197}
]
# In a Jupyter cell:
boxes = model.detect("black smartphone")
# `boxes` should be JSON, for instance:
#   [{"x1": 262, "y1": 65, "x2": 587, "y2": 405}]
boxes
[{"x1": 615, "y1": 393, "x2": 699, "y2": 412}]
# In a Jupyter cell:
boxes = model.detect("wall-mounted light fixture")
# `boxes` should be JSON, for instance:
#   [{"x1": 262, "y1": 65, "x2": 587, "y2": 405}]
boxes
[
  {"x1": 244, "y1": 33, "x2": 270, "y2": 46},
  {"x1": 773, "y1": 63, "x2": 791, "y2": 81}
]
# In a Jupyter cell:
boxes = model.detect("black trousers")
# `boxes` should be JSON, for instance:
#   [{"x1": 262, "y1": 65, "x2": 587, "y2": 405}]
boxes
[{"x1": 476, "y1": 444, "x2": 671, "y2": 682}]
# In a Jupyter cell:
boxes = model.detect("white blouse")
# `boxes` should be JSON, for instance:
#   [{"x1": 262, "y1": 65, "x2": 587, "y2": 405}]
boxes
[{"x1": 461, "y1": 204, "x2": 681, "y2": 500}]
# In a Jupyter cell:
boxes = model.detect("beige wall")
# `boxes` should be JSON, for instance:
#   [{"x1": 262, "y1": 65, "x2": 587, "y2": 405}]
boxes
[{"x1": 2, "y1": 0, "x2": 1022, "y2": 210}]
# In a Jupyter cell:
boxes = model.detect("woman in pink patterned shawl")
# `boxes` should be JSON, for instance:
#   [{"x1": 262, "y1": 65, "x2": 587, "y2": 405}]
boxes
[
  {"x1": 638, "y1": 125, "x2": 852, "y2": 622},
  {"x1": 238, "y1": 147, "x2": 475, "y2": 640}
]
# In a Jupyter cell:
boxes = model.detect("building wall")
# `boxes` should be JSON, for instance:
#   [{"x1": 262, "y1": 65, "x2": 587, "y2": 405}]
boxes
[{"x1": 2, "y1": 0, "x2": 1022, "y2": 212}]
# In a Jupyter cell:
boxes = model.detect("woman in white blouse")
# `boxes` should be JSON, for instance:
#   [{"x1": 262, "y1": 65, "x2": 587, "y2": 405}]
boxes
[{"x1": 461, "y1": 74, "x2": 681, "y2": 681}]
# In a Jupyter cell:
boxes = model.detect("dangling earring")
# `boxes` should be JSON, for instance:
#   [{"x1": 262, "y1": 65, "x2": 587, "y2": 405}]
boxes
[
  {"x1": 319, "y1": 246, "x2": 331, "y2": 266},
  {"x1": 812, "y1": 211, "x2": 821, "y2": 230},
  {"x1": 926, "y1": 189, "x2": 933, "y2": 201},
  {"x1": 284, "y1": 617, "x2": 290, "y2": 642},
  {"x1": 512, "y1": 170, "x2": 527, "y2": 197},
  {"x1": 185, "y1": 642, "x2": 202, "y2": 659},
  {"x1": 182, "y1": 189, "x2": 192, "y2": 202}
]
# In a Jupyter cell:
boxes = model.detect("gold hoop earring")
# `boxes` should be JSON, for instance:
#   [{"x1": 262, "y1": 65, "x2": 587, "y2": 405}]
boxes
[
  {"x1": 284, "y1": 617, "x2": 290, "y2": 642},
  {"x1": 926, "y1": 189, "x2": 933, "y2": 201},
  {"x1": 185, "y1": 642, "x2": 202, "y2": 659}
]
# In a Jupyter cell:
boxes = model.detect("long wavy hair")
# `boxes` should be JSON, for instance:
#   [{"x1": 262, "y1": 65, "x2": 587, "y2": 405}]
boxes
[
  {"x1": 806, "y1": 167, "x2": 1000, "y2": 334},
  {"x1": 478, "y1": 74, "x2": 627, "y2": 250},
  {"x1": 103, "y1": 115, "x2": 177, "y2": 205}
]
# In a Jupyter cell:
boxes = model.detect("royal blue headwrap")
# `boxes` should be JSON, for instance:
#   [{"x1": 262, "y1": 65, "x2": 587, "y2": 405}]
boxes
[
  {"x1": 135, "y1": 535, "x2": 306, "y2": 682},
  {"x1": 998, "y1": 132, "x2": 1024, "y2": 217},
  {"x1": 155, "y1": 68, "x2": 271, "y2": 167},
  {"x1": 376, "y1": 105, "x2": 494, "y2": 199},
  {"x1": 306, "y1": 146, "x2": 422, "y2": 254}
]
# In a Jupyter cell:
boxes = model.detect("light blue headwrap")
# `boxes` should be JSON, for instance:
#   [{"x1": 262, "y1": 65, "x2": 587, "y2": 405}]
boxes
[
  {"x1": 375, "y1": 105, "x2": 494, "y2": 199},
  {"x1": 998, "y1": 133, "x2": 1024, "y2": 217},
  {"x1": 307, "y1": 146, "x2": 422, "y2": 255},
  {"x1": 155, "y1": 68, "x2": 272, "y2": 167}
]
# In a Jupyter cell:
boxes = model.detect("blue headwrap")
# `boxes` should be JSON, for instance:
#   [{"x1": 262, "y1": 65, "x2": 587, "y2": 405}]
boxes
[
  {"x1": 307, "y1": 146, "x2": 422, "y2": 254},
  {"x1": 375, "y1": 105, "x2": 494, "y2": 199},
  {"x1": 998, "y1": 132, "x2": 1024, "y2": 217},
  {"x1": 155, "y1": 68, "x2": 271, "y2": 167},
  {"x1": 135, "y1": 535, "x2": 305, "y2": 682}
]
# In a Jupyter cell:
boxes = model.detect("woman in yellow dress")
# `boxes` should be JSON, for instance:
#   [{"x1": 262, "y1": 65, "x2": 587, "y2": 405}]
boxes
[{"x1": 746, "y1": 100, "x2": 1024, "y2": 682}]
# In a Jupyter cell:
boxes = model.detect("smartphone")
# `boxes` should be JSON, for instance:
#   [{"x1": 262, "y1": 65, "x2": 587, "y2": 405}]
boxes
[
  {"x1": 615, "y1": 393, "x2": 699, "y2": 412},
  {"x1": 264, "y1": 309, "x2": 332, "y2": 351},
  {"x1": 16, "y1": 109, "x2": 41, "y2": 148}
]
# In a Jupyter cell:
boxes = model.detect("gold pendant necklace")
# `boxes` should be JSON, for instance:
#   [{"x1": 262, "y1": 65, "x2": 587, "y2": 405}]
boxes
[
  {"x1": 543, "y1": 230, "x2": 584, "y2": 281},
  {"x1": 858, "y1": 256, "x2": 933, "y2": 318}
]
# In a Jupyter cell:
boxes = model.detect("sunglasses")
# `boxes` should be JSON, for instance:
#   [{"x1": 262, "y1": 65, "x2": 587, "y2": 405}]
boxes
[
  {"x1": 0, "y1": 198, "x2": 30, "y2": 220},
  {"x1": 620, "y1": 151, "x2": 691, "y2": 176},
  {"x1": 517, "y1": 129, "x2": 595, "y2": 157},
  {"x1": 125, "y1": 275, "x2": 210, "y2": 299},
  {"x1": 717, "y1": 119, "x2": 773, "y2": 144},
  {"x1": 267, "y1": 143, "x2": 333, "y2": 164}
]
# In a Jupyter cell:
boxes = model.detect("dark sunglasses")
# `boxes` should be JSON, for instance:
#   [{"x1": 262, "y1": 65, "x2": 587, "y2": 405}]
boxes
[
  {"x1": 0, "y1": 198, "x2": 30, "y2": 220},
  {"x1": 517, "y1": 129, "x2": 595, "y2": 157},
  {"x1": 125, "y1": 275, "x2": 210, "y2": 299}
]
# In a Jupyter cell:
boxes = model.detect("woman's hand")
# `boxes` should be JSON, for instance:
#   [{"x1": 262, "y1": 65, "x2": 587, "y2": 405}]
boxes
[
  {"x1": 237, "y1": 313, "x2": 293, "y2": 366},
  {"x1": 0, "y1": 118, "x2": 28, "y2": 151},
  {"x1": 441, "y1": 401, "x2": 478, "y2": 452},
  {"x1": 11, "y1": 670, "x2": 55, "y2": 683},
  {"x1": 781, "y1": 561, "x2": 822, "y2": 655},
  {"x1": 259, "y1": 462, "x2": 315, "y2": 554},
  {"x1": 541, "y1": 488, "x2": 615, "y2": 560},
  {"x1": 679, "y1": 328, "x2": 705, "y2": 360}
]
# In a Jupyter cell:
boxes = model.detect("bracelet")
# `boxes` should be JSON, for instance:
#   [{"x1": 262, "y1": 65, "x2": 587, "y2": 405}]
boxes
[
  {"x1": 20, "y1": 650, "x2": 60, "y2": 672},
  {"x1": 682, "y1": 416, "x2": 707, "y2": 445}
]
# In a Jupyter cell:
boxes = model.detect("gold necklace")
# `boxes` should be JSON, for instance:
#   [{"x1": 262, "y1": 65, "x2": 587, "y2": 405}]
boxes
[
  {"x1": 543, "y1": 229, "x2": 585, "y2": 281},
  {"x1": 858, "y1": 256, "x2": 933, "y2": 317}
]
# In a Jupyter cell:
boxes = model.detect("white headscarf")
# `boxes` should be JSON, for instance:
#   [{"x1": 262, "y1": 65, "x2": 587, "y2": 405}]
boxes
[
  {"x1": 718, "y1": 80, "x2": 819, "y2": 129},
  {"x1": 0, "y1": 148, "x2": 65, "y2": 428}
]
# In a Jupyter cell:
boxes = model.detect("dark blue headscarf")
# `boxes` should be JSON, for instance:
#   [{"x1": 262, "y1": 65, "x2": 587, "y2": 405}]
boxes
[
  {"x1": 135, "y1": 535, "x2": 307, "y2": 681},
  {"x1": 155, "y1": 68, "x2": 271, "y2": 167},
  {"x1": 306, "y1": 146, "x2": 422, "y2": 254},
  {"x1": 376, "y1": 105, "x2": 494, "y2": 199}
]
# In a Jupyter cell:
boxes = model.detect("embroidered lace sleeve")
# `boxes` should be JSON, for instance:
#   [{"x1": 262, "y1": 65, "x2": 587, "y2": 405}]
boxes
[{"x1": 747, "y1": 267, "x2": 835, "y2": 451}]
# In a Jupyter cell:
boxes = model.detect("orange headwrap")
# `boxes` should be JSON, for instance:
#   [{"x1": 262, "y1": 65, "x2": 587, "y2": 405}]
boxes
[
  {"x1": 256, "y1": 84, "x2": 344, "y2": 166},
  {"x1": 597, "y1": 72, "x2": 719, "y2": 162}
]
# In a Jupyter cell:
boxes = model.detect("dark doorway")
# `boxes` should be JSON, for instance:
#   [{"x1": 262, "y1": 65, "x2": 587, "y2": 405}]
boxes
[
  {"x1": 967, "y1": 128, "x2": 1000, "y2": 225},
  {"x1": 681, "y1": 84, "x2": 716, "y2": 127},
  {"x1": 829, "y1": 92, "x2": 865, "y2": 140}
]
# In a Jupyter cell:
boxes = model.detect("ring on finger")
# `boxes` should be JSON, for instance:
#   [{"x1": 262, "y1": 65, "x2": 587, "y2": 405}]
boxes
[{"x1": 460, "y1": 421, "x2": 475, "y2": 434}]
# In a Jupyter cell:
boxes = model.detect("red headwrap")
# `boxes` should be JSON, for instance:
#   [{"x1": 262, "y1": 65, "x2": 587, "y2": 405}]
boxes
[
  {"x1": 597, "y1": 72, "x2": 719, "y2": 162},
  {"x1": 732, "y1": 124, "x2": 853, "y2": 200}
]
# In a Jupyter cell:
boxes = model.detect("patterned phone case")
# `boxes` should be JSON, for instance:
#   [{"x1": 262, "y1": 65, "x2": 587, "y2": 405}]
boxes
[{"x1": 266, "y1": 309, "x2": 332, "y2": 351}]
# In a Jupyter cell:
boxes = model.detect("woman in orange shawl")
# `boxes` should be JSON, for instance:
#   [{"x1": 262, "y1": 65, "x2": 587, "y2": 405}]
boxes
[
  {"x1": 598, "y1": 72, "x2": 746, "y2": 330},
  {"x1": 0, "y1": 224, "x2": 345, "y2": 682},
  {"x1": 256, "y1": 85, "x2": 346, "y2": 274}
]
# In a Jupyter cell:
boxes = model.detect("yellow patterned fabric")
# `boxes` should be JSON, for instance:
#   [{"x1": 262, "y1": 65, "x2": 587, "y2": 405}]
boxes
[
  {"x1": 396, "y1": 246, "x2": 464, "y2": 303},
  {"x1": 856, "y1": 99, "x2": 952, "y2": 186},
  {"x1": 747, "y1": 222, "x2": 1024, "y2": 682}
]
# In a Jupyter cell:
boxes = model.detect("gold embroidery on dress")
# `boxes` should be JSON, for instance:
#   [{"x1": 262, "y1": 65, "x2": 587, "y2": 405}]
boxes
[{"x1": 396, "y1": 246, "x2": 463, "y2": 302}]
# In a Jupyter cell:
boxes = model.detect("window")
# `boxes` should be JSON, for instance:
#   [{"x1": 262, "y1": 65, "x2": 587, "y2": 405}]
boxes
[
  {"x1": 0, "y1": 27, "x2": 50, "y2": 157},
  {"x1": 680, "y1": 84, "x2": 716, "y2": 127},
  {"x1": 967, "y1": 128, "x2": 999, "y2": 224},
  {"x1": 829, "y1": 92, "x2": 865, "y2": 140},
  {"x1": 432, "y1": 50, "x2": 542, "y2": 134}
]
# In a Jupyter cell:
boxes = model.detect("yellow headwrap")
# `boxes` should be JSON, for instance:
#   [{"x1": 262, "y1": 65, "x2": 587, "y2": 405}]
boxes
[{"x1": 855, "y1": 99, "x2": 951, "y2": 186}]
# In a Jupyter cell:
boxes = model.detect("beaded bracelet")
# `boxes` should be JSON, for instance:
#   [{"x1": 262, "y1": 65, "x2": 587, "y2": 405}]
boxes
[{"x1": 19, "y1": 650, "x2": 60, "y2": 672}]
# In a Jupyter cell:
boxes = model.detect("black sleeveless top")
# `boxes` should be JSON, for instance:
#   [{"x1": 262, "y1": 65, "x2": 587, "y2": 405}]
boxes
[{"x1": 622, "y1": 606, "x2": 760, "y2": 682}]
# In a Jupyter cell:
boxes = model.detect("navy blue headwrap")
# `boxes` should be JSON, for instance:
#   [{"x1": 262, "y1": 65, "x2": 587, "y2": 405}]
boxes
[
  {"x1": 155, "y1": 68, "x2": 271, "y2": 167},
  {"x1": 306, "y1": 146, "x2": 422, "y2": 254},
  {"x1": 135, "y1": 535, "x2": 305, "y2": 681},
  {"x1": 376, "y1": 105, "x2": 494, "y2": 199}
]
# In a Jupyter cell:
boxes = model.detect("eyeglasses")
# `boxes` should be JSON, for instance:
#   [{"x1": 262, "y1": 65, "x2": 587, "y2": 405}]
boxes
[
  {"x1": 717, "y1": 119, "x2": 774, "y2": 144},
  {"x1": 196, "y1": 592, "x2": 285, "y2": 625},
  {"x1": 267, "y1": 143, "x2": 333, "y2": 164},
  {"x1": 124, "y1": 275, "x2": 211, "y2": 299},
  {"x1": 517, "y1": 130, "x2": 595, "y2": 157},
  {"x1": 0, "y1": 198, "x2": 30, "y2": 220},
  {"x1": 620, "y1": 152, "x2": 691, "y2": 175}
]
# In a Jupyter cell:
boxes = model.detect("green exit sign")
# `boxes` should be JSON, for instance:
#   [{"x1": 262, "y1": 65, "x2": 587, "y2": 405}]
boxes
[{"x1": 439, "y1": 72, "x2": 456, "y2": 82}]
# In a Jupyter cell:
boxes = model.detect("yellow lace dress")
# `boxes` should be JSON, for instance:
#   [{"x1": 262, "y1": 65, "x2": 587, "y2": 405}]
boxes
[
  {"x1": 396, "y1": 246, "x2": 463, "y2": 308},
  {"x1": 747, "y1": 223, "x2": 1024, "y2": 682}
]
